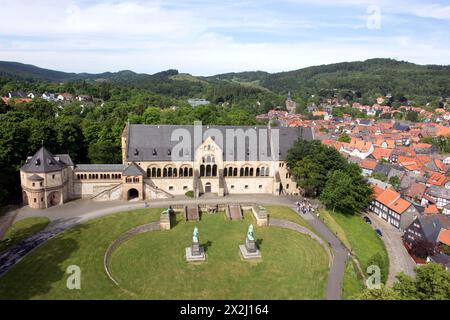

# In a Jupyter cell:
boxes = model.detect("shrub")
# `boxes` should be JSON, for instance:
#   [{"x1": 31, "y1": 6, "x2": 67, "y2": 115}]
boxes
[{"x1": 185, "y1": 191, "x2": 194, "y2": 198}]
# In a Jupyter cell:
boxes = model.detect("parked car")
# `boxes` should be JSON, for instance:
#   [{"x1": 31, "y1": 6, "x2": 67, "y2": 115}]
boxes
[
  {"x1": 363, "y1": 216, "x2": 372, "y2": 224},
  {"x1": 375, "y1": 228, "x2": 383, "y2": 237}
]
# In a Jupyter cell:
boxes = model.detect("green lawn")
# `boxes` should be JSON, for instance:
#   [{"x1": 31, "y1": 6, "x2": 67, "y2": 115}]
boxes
[
  {"x1": 319, "y1": 209, "x2": 389, "y2": 298},
  {"x1": 0, "y1": 208, "x2": 161, "y2": 300},
  {"x1": 0, "y1": 217, "x2": 50, "y2": 253},
  {"x1": 0, "y1": 207, "x2": 329, "y2": 300},
  {"x1": 342, "y1": 259, "x2": 365, "y2": 300},
  {"x1": 110, "y1": 212, "x2": 328, "y2": 299}
]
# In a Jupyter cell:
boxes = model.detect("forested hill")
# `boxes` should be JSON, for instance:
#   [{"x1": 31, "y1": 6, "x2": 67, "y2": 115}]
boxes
[
  {"x1": 1, "y1": 58, "x2": 450, "y2": 102},
  {"x1": 207, "y1": 58, "x2": 450, "y2": 100}
]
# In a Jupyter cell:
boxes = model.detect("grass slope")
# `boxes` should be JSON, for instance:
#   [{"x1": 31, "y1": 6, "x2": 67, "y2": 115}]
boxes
[
  {"x1": 319, "y1": 209, "x2": 389, "y2": 298},
  {"x1": 342, "y1": 260, "x2": 365, "y2": 300},
  {"x1": 0, "y1": 217, "x2": 50, "y2": 253}
]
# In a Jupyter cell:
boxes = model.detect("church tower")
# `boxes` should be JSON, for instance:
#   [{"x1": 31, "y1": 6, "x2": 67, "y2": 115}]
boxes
[{"x1": 285, "y1": 91, "x2": 297, "y2": 114}]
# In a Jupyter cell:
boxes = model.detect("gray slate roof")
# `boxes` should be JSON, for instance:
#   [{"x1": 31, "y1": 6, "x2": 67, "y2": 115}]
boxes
[
  {"x1": 21, "y1": 146, "x2": 67, "y2": 173},
  {"x1": 55, "y1": 154, "x2": 74, "y2": 167},
  {"x1": 373, "y1": 163, "x2": 392, "y2": 176},
  {"x1": 429, "y1": 253, "x2": 450, "y2": 268},
  {"x1": 125, "y1": 124, "x2": 314, "y2": 162},
  {"x1": 123, "y1": 162, "x2": 146, "y2": 176},
  {"x1": 426, "y1": 185, "x2": 450, "y2": 200},
  {"x1": 417, "y1": 214, "x2": 450, "y2": 243},
  {"x1": 74, "y1": 164, "x2": 125, "y2": 172}
]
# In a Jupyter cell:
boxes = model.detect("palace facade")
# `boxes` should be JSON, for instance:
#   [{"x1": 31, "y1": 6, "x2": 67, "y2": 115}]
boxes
[{"x1": 20, "y1": 124, "x2": 314, "y2": 209}]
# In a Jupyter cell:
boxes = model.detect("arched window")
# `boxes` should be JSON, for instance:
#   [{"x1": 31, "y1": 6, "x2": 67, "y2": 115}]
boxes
[
  {"x1": 200, "y1": 165, "x2": 205, "y2": 177},
  {"x1": 156, "y1": 169, "x2": 161, "y2": 177},
  {"x1": 240, "y1": 168, "x2": 244, "y2": 177},
  {"x1": 147, "y1": 169, "x2": 151, "y2": 178},
  {"x1": 206, "y1": 165, "x2": 211, "y2": 177},
  {"x1": 168, "y1": 167, "x2": 173, "y2": 177},
  {"x1": 233, "y1": 168, "x2": 238, "y2": 177},
  {"x1": 250, "y1": 168, "x2": 254, "y2": 176},
  {"x1": 183, "y1": 167, "x2": 188, "y2": 177},
  {"x1": 173, "y1": 168, "x2": 177, "y2": 177},
  {"x1": 212, "y1": 165, "x2": 217, "y2": 176},
  {"x1": 189, "y1": 168, "x2": 193, "y2": 177},
  {"x1": 152, "y1": 168, "x2": 156, "y2": 177},
  {"x1": 256, "y1": 168, "x2": 260, "y2": 176},
  {"x1": 163, "y1": 168, "x2": 168, "y2": 177}
]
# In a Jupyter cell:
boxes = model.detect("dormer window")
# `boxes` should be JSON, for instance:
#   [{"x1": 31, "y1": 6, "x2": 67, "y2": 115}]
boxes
[
  {"x1": 134, "y1": 148, "x2": 139, "y2": 156},
  {"x1": 48, "y1": 159, "x2": 54, "y2": 166},
  {"x1": 167, "y1": 149, "x2": 171, "y2": 156},
  {"x1": 152, "y1": 149, "x2": 157, "y2": 156},
  {"x1": 35, "y1": 158, "x2": 41, "y2": 166}
]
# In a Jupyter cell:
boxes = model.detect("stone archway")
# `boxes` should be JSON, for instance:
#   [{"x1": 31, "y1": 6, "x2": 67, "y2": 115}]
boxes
[
  {"x1": 22, "y1": 191, "x2": 29, "y2": 205},
  {"x1": 47, "y1": 191, "x2": 61, "y2": 207},
  {"x1": 127, "y1": 188, "x2": 139, "y2": 200}
]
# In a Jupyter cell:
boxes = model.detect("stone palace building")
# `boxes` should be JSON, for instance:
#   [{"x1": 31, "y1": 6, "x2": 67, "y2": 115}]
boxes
[{"x1": 20, "y1": 124, "x2": 314, "y2": 209}]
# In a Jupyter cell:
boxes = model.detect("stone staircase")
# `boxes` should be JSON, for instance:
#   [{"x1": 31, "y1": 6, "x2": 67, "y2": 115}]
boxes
[
  {"x1": 91, "y1": 183, "x2": 122, "y2": 201},
  {"x1": 144, "y1": 181, "x2": 174, "y2": 199}
]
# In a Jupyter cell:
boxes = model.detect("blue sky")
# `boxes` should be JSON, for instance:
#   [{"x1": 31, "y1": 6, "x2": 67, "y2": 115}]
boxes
[{"x1": 0, "y1": 0, "x2": 449, "y2": 75}]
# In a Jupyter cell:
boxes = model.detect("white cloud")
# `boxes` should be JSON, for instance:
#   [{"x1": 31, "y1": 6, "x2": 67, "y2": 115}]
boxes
[
  {"x1": 0, "y1": 0, "x2": 449, "y2": 74},
  {"x1": 408, "y1": 3, "x2": 450, "y2": 20},
  {"x1": 1, "y1": 32, "x2": 449, "y2": 75}
]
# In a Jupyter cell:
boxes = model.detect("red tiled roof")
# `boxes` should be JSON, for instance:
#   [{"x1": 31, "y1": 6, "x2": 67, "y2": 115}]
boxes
[
  {"x1": 372, "y1": 185, "x2": 385, "y2": 198},
  {"x1": 376, "y1": 188, "x2": 411, "y2": 214},
  {"x1": 371, "y1": 147, "x2": 392, "y2": 160},
  {"x1": 424, "y1": 204, "x2": 439, "y2": 215},
  {"x1": 360, "y1": 159, "x2": 377, "y2": 170},
  {"x1": 435, "y1": 159, "x2": 446, "y2": 172},
  {"x1": 427, "y1": 172, "x2": 448, "y2": 186},
  {"x1": 438, "y1": 229, "x2": 450, "y2": 246},
  {"x1": 405, "y1": 183, "x2": 426, "y2": 199}
]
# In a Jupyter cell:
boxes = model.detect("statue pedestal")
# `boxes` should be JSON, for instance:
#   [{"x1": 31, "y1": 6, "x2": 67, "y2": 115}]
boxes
[
  {"x1": 239, "y1": 238, "x2": 261, "y2": 260},
  {"x1": 186, "y1": 241, "x2": 206, "y2": 262},
  {"x1": 245, "y1": 238, "x2": 257, "y2": 253}
]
